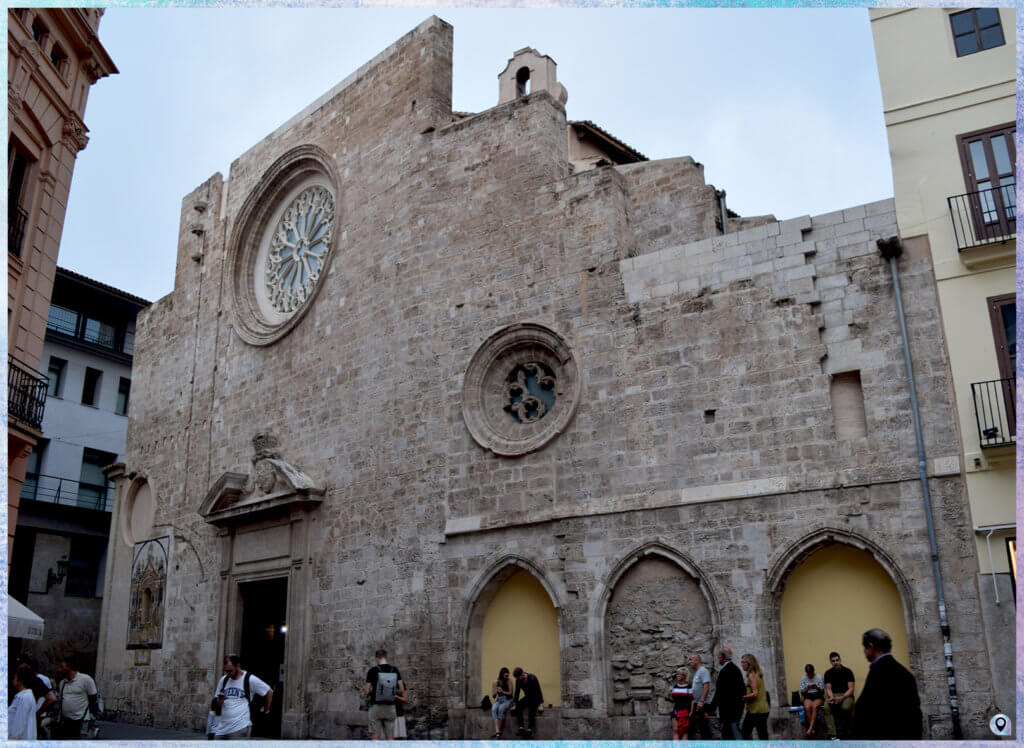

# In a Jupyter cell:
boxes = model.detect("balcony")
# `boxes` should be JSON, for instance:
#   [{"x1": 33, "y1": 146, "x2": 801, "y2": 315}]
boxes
[
  {"x1": 8, "y1": 205, "x2": 28, "y2": 258},
  {"x1": 8, "y1": 356, "x2": 48, "y2": 430},
  {"x1": 948, "y1": 182, "x2": 1015, "y2": 252},
  {"x1": 971, "y1": 377, "x2": 1015, "y2": 448},
  {"x1": 19, "y1": 473, "x2": 113, "y2": 512},
  {"x1": 46, "y1": 303, "x2": 135, "y2": 359}
]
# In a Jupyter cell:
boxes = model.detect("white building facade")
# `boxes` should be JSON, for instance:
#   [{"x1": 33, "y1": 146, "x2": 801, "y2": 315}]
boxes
[{"x1": 10, "y1": 267, "x2": 149, "y2": 676}]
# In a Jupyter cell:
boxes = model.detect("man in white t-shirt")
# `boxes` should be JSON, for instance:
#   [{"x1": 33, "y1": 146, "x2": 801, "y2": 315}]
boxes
[
  {"x1": 56, "y1": 656, "x2": 98, "y2": 739},
  {"x1": 212, "y1": 654, "x2": 273, "y2": 739}
]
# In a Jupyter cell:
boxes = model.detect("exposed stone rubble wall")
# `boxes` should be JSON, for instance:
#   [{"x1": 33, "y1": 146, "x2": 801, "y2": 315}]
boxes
[{"x1": 606, "y1": 557, "x2": 713, "y2": 716}]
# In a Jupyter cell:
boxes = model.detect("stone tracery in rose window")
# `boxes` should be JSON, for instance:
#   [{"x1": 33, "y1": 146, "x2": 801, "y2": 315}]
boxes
[
  {"x1": 505, "y1": 362, "x2": 556, "y2": 423},
  {"x1": 265, "y1": 185, "x2": 334, "y2": 313}
]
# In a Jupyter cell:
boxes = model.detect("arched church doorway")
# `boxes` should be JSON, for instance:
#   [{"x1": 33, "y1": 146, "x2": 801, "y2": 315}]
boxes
[
  {"x1": 604, "y1": 555, "x2": 713, "y2": 716},
  {"x1": 779, "y1": 544, "x2": 909, "y2": 702},
  {"x1": 480, "y1": 569, "x2": 561, "y2": 706}
]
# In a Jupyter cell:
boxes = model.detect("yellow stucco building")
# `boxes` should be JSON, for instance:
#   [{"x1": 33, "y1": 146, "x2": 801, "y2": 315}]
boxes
[{"x1": 870, "y1": 7, "x2": 1016, "y2": 717}]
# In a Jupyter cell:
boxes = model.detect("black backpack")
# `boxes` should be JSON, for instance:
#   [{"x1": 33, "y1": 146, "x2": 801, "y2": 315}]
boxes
[{"x1": 217, "y1": 672, "x2": 265, "y2": 724}]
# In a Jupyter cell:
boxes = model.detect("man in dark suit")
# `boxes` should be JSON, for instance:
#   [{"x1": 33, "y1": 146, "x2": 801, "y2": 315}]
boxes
[
  {"x1": 853, "y1": 628, "x2": 923, "y2": 740},
  {"x1": 710, "y1": 647, "x2": 745, "y2": 739}
]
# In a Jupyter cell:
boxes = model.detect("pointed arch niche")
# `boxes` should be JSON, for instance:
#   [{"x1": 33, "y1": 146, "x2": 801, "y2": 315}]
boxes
[
  {"x1": 464, "y1": 559, "x2": 562, "y2": 707},
  {"x1": 770, "y1": 531, "x2": 915, "y2": 705},
  {"x1": 600, "y1": 545, "x2": 717, "y2": 717}
]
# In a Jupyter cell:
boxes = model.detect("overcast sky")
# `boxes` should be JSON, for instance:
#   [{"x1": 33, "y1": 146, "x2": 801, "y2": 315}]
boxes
[{"x1": 58, "y1": 8, "x2": 893, "y2": 302}]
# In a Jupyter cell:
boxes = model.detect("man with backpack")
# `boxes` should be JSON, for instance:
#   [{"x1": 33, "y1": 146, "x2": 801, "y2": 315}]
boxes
[
  {"x1": 364, "y1": 648, "x2": 406, "y2": 740},
  {"x1": 211, "y1": 654, "x2": 273, "y2": 739}
]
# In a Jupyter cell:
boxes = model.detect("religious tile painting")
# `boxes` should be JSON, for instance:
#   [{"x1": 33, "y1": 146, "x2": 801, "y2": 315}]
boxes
[{"x1": 127, "y1": 537, "x2": 168, "y2": 649}]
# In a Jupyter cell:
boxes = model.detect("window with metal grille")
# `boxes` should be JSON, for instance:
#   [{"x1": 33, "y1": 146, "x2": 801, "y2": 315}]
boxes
[{"x1": 950, "y1": 9, "x2": 1004, "y2": 57}]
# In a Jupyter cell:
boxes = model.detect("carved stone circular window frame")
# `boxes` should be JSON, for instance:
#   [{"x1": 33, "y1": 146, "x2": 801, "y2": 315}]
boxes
[
  {"x1": 228, "y1": 145, "x2": 340, "y2": 346},
  {"x1": 462, "y1": 323, "x2": 582, "y2": 456}
]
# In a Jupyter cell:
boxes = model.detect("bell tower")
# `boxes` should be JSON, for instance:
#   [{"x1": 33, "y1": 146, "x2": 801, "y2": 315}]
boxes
[{"x1": 498, "y1": 47, "x2": 568, "y2": 106}]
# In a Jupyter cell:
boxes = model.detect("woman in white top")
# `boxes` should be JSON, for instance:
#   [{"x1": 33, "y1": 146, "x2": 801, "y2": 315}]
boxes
[
  {"x1": 799, "y1": 663, "x2": 826, "y2": 738},
  {"x1": 10, "y1": 665, "x2": 38, "y2": 740}
]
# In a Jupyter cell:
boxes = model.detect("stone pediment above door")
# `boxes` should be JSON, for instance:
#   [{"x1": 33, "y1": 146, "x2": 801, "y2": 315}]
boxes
[{"x1": 199, "y1": 432, "x2": 324, "y2": 526}]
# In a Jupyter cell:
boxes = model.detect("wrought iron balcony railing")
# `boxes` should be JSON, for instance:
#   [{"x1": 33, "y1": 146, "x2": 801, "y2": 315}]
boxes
[
  {"x1": 8, "y1": 356, "x2": 48, "y2": 430},
  {"x1": 8, "y1": 205, "x2": 28, "y2": 258},
  {"x1": 19, "y1": 472, "x2": 113, "y2": 512},
  {"x1": 971, "y1": 377, "x2": 1016, "y2": 448},
  {"x1": 948, "y1": 182, "x2": 1016, "y2": 252}
]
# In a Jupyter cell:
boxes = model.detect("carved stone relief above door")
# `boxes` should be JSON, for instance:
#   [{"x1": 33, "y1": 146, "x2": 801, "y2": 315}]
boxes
[{"x1": 199, "y1": 432, "x2": 324, "y2": 739}]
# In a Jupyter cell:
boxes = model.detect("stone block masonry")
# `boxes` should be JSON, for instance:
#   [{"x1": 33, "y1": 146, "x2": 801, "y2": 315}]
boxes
[{"x1": 95, "y1": 16, "x2": 995, "y2": 740}]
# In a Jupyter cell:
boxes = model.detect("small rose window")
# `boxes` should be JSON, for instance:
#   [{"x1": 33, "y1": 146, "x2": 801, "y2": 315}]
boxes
[{"x1": 463, "y1": 323, "x2": 581, "y2": 456}]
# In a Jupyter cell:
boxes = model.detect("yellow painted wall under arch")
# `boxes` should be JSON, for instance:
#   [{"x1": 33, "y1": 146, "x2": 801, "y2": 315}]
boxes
[
  {"x1": 480, "y1": 569, "x2": 562, "y2": 706},
  {"x1": 780, "y1": 544, "x2": 909, "y2": 701}
]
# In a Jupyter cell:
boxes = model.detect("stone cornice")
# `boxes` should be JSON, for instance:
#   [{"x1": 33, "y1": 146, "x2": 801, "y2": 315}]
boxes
[
  {"x1": 444, "y1": 457, "x2": 963, "y2": 538},
  {"x1": 44, "y1": 8, "x2": 118, "y2": 78}
]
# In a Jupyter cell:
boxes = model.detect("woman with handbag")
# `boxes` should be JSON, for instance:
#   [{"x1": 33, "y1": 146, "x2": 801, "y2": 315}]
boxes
[{"x1": 490, "y1": 667, "x2": 514, "y2": 738}]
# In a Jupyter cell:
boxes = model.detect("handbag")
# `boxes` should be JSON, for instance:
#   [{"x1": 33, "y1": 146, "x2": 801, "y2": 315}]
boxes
[{"x1": 481, "y1": 695, "x2": 492, "y2": 712}]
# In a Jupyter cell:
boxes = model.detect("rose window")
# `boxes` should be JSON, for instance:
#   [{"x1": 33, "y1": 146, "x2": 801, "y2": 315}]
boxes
[
  {"x1": 462, "y1": 323, "x2": 581, "y2": 456},
  {"x1": 265, "y1": 185, "x2": 334, "y2": 314}
]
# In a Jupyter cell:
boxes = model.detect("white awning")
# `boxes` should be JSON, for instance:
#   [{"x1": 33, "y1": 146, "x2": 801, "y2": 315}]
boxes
[{"x1": 7, "y1": 595, "x2": 44, "y2": 640}]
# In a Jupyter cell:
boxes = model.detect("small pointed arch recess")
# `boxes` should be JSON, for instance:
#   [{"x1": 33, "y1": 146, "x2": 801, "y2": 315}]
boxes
[
  {"x1": 598, "y1": 543, "x2": 720, "y2": 716},
  {"x1": 463, "y1": 556, "x2": 563, "y2": 707}
]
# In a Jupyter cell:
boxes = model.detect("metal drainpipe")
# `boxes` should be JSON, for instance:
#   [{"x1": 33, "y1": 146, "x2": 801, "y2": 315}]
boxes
[
  {"x1": 716, "y1": 189, "x2": 728, "y2": 234},
  {"x1": 877, "y1": 236, "x2": 962, "y2": 739},
  {"x1": 985, "y1": 529, "x2": 999, "y2": 605}
]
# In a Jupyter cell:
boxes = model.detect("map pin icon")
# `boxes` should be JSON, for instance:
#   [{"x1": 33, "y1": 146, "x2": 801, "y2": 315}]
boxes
[{"x1": 995, "y1": 717, "x2": 1006, "y2": 731}]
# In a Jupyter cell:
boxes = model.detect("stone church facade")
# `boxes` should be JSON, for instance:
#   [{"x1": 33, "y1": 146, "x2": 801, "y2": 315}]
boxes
[{"x1": 96, "y1": 17, "x2": 997, "y2": 739}]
